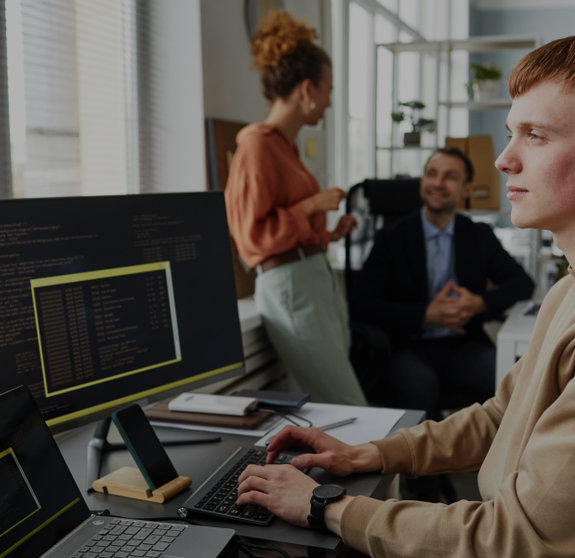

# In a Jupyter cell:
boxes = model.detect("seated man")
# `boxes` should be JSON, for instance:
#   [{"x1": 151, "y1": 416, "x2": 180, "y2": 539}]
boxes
[
  {"x1": 350, "y1": 147, "x2": 534, "y2": 420},
  {"x1": 236, "y1": 35, "x2": 575, "y2": 557}
]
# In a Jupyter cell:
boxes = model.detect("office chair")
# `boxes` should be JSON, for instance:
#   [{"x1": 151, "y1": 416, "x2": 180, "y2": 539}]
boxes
[
  {"x1": 344, "y1": 178, "x2": 422, "y2": 407},
  {"x1": 345, "y1": 178, "x2": 493, "y2": 413}
]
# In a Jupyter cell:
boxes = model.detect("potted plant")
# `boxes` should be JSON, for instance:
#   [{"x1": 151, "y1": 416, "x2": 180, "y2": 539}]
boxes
[
  {"x1": 391, "y1": 101, "x2": 436, "y2": 146},
  {"x1": 467, "y1": 62, "x2": 502, "y2": 101}
]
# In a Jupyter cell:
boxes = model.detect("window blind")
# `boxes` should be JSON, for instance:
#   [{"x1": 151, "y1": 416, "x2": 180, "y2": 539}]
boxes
[{"x1": 0, "y1": 0, "x2": 11, "y2": 198}]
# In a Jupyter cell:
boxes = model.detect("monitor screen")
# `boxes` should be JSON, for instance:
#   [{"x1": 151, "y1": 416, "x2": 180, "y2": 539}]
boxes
[{"x1": 0, "y1": 192, "x2": 245, "y2": 433}]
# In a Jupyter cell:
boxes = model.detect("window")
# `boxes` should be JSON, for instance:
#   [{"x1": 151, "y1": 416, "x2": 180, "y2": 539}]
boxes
[
  {"x1": 341, "y1": 0, "x2": 469, "y2": 187},
  {"x1": 1, "y1": 0, "x2": 206, "y2": 199}
]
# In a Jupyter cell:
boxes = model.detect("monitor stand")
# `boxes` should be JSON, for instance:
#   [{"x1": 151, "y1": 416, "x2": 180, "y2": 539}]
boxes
[{"x1": 85, "y1": 417, "x2": 221, "y2": 492}]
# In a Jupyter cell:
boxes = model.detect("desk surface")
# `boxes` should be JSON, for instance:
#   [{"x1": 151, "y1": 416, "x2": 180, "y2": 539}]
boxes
[{"x1": 56, "y1": 409, "x2": 423, "y2": 550}]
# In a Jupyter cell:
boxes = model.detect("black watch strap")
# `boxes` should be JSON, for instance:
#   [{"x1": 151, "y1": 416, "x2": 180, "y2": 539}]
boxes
[
  {"x1": 307, "y1": 499, "x2": 327, "y2": 529},
  {"x1": 307, "y1": 485, "x2": 346, "y2": 530}
]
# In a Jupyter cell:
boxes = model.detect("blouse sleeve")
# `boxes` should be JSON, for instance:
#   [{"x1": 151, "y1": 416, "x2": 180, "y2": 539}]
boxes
[{"x1": 225, "y1": 132, "x2": 321, "y2": 266}]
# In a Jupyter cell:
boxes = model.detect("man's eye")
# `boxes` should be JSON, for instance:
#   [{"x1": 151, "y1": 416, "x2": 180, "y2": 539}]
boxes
[{"x1": 530, "y1": 133, "x2": 542, "y2": 140}]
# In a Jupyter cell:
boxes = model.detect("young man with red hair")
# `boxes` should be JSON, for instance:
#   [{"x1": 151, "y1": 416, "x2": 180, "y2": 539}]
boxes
[{"x1": 236, "y1": 36, "x2": 575, "y2": 557}]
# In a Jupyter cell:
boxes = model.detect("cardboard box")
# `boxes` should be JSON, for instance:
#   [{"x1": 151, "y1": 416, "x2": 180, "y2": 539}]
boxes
[{"x1": 445, "y1": 135, "x2": 500, "y2": 210}]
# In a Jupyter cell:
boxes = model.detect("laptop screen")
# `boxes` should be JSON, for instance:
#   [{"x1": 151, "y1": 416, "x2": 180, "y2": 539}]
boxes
[{"x1": 0, "y1": 386, "x2": 90, "y2": 558}]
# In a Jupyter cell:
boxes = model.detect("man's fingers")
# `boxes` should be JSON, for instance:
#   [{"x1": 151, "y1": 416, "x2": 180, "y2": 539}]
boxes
[
  {"x1": 237, "y1": 472, "x2": 270, "y2": 497},
  {"x1": 236, "y1": 486, "x2": 270, "y2": 508},
  {"x1": 238, "y1": 464, "x2": 271, "y2": 485}
]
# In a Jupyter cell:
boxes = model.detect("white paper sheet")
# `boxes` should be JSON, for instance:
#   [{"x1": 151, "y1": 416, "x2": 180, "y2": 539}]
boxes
[{"x1": 254, "y1": 402, "x2": 406, "y2": 447}]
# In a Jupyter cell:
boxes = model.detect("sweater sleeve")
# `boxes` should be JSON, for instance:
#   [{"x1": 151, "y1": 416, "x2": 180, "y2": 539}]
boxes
[{"x1": 340, "y1": 344, "x2": 575, "y2": 557}]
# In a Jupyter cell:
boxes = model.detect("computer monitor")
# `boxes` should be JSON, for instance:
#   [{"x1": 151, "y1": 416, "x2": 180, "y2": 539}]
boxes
[{"x1": 0, "y1": 192, "x2": 246, "y2": 435}]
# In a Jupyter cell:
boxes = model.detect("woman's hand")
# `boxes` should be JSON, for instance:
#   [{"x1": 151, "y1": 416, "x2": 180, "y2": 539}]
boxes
[
  {"x1": 300, "y1": 188, "x2": 347, "y2": 216},
  {"x1": 265, "y1": 425, "x2": 383, "y2": 476},
  {"x1": 329, "y1": 214, "x2": 357, "y2": 242},
  {"x1": 237, "y1": 464, "x2": 319, "y2": 528}
]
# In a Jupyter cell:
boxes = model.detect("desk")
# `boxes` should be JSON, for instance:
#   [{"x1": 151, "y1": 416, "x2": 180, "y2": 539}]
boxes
[
  {"x1": 496, "y1": 301, "x2": 538, "y2": 386},
  {"x1": 56, "y1": 410, "x2": 423, "y2": 551}
]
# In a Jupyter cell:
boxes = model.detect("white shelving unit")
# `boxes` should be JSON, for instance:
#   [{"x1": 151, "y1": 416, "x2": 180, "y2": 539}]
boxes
[{"x1": 375, "y1": 35, "x2": 540, "y2": 177}]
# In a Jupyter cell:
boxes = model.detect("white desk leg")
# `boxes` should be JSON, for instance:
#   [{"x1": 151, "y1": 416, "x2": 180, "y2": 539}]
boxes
[{"x1": 496, "y1": 339, "x2": 516, "y2": 388}]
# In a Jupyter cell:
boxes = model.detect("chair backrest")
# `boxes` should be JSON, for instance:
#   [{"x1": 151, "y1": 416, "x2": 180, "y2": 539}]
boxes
[{"x1": 344, "y1": 178, "x2": 422, "y2": 301}]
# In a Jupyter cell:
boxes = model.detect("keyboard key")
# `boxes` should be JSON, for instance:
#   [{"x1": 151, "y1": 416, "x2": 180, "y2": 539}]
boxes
[
  {"x1": 227, "y1": 505, "x2": 244, "y2": 516},
  {"x1": 125, "y1": 527, "x2": 140, "y2": 535},
  {"x1": 240, "y1": 505, "x2": 258, "y2": 518},
  {"x1": 145, "y1": 552, "x2": 162, "y2": 557},
  {"x1": 133, "y1": 522, "x2": 146, "y2": 527},
  {"x1": 152, "y1": 543, "x2": 170, "y2": 552}
]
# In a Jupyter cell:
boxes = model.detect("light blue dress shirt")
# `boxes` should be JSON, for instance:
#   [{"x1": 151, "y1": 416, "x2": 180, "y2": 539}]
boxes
[{"x1": 420, "y1": 208, "x2": 459, "y2": 338}]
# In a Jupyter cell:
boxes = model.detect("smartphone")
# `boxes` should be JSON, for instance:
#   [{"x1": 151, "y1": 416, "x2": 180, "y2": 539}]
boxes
[{"x1": 112, "y1": 404, "x2": 179, "y2": 490}]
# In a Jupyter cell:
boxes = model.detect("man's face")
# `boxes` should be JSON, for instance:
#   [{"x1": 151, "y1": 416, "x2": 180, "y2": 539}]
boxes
[
  {"x1": 495, "y1": 80, "x2": 575, "y2": 239},
  {"x1": 420, "y1": 153, "x2": 472, "y2": 215}
]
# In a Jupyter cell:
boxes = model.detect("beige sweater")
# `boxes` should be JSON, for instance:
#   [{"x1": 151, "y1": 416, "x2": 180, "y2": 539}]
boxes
[{"x1": 341, "y1": 267, "x2": 575, "y2": 558}]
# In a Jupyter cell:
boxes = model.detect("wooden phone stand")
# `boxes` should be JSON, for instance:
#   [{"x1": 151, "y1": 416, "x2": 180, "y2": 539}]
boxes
[{"x1": 93, "y1": 466, "x2": 191, "y2": 503}]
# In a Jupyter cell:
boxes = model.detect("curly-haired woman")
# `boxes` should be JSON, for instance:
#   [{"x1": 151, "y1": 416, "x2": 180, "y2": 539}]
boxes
[{"x1": 225, "y1": 11, "x2": 366, "y2": 406}]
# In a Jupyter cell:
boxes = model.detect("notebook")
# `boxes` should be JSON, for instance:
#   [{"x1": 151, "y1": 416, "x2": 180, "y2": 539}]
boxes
[{"x1": 0, "y1": 385, "x2": 235, "y2": 558}]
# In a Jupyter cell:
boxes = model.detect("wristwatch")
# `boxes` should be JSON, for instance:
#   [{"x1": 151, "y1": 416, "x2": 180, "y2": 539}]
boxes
[{"x1": 307, "y1": 484, "x2": 346, "y2": 529}]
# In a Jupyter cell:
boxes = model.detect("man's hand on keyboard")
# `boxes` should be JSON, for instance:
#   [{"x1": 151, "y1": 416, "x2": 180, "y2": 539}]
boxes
[
  {"x1": 236, "y1": 463, "x2": 319, "y2": 528},
  {"x1": 265, "y1": 425, "x2": 383, "y2": 476}
]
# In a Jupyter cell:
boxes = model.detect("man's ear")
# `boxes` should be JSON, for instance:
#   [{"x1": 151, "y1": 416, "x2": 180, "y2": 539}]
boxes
[{"x1": 462, "y1": 181, "x2": 473, "y2": 199}]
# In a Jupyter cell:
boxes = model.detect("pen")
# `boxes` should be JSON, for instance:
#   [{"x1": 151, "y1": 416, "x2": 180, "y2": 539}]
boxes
[{"x1": 319, "y1": 417, "x2": 357, "y2": 432}]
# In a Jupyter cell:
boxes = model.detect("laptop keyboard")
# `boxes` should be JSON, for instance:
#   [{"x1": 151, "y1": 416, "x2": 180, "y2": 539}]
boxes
[
  {"x1": 71, "y1": 519, "x2": 188, "y2": 558},
  {"x1": 179, "y1": 447, "x2": 293, "y2": 526}
]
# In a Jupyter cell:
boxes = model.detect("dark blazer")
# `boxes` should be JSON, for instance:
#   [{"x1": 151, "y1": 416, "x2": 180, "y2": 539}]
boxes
[{"x1": 350, "y1": 210, "x2": 535, "y2": 349}]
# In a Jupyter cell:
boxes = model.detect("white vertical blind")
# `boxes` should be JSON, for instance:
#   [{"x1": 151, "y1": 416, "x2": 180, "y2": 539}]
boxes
[{"x1": 0, "y1": 0, "x2": 11, "y2": 197}]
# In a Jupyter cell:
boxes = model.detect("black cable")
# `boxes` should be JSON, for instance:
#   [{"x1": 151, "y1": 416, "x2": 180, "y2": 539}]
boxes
[
  {"x1": 259, "y1": 408, "x2": 313, "y2": 428},
  {"x1": 286, "y1": 412, "x2": 312, "y2": 428}
]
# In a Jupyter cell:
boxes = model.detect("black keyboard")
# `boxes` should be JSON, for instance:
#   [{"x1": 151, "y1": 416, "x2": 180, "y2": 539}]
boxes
[
  {"x1": 72, "y1": 518, "x2": 188, "y2": 558},
  {"x1": 178, "y1": 447, "x2": 293, "y2": 526}
]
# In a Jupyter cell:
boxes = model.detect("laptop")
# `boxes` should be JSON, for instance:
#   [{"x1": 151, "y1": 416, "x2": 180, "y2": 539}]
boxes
[{"x1": 0, "y1": 386, "x2": 235, "y2": 558}]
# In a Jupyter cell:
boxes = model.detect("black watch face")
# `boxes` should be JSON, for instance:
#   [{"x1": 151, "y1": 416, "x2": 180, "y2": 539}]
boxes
[{"x1": 315, "y1": 484, "x2": 344, "y2": 499}]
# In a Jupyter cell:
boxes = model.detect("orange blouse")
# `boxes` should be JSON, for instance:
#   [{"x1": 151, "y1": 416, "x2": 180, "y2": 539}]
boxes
[{"x1": 225, "y1": 123, "x2": 331, "y2": 269}]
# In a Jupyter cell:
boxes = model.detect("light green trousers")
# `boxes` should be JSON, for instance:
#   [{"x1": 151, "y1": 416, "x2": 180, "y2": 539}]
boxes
[{"x1": 255, "y1": 253, "x2": 367, "y2": 406}]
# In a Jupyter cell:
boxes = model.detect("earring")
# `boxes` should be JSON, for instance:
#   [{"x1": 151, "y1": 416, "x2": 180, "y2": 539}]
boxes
[{"x1": 309, "y1": 99, "x2": 316, "y2": 111}]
